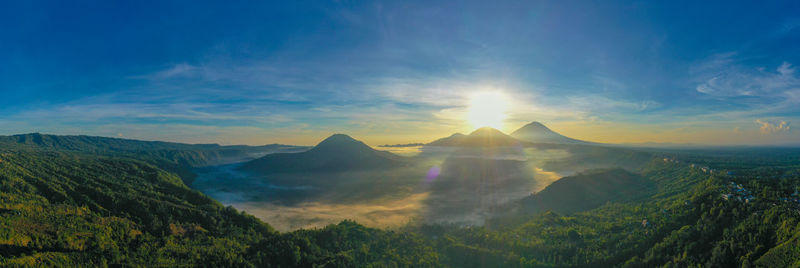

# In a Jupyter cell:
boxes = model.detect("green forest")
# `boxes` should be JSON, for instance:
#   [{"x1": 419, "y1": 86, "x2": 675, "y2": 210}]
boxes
[{"x1": 2, "y1": 135, "x2": 800, "y2": 267}]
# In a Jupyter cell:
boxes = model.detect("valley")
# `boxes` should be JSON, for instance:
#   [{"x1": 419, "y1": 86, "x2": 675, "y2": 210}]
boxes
[
  {"x1": 2, "y1": 123, "x2": 800, "y2": 266},
  {"x1": 189, "y1": 123, "x2": 610, "y2": 230}
]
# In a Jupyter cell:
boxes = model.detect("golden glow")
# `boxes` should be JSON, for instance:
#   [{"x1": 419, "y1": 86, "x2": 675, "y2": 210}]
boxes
[{"x1": 467, "y1": 91, "x2": 510, "y2": 130}]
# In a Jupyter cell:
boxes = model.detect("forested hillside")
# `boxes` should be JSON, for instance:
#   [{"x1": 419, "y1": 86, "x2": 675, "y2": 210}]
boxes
[
  {"x1": 0, "y1": 151, "x2": 273, "y2": 266},
  {"x1": 416, "y1": 159, "x2": 800, "y2": 267},
  {"x1": 521, "y1": 168, "x2": 655, "y2": 214},
  {"x1": 0, "y1": 151, "x2": 439, "y2": 266},
  {"x1": 0, "y1": 133, "x2": 307, "y2": 185},
  {"x1": 2, "y1": 137, "x2": 800, "y2": 266},
  {"x1": 0, "y1": 133, "x2": 302, "y2": 162}
]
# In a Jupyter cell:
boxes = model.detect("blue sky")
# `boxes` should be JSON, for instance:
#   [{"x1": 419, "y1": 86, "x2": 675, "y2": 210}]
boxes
[{"x1": 1, "y1": 0, "x2": 799, "y2": 145}]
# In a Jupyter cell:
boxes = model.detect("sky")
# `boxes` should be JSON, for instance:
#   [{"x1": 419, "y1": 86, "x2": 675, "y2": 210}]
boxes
[{"x1": 1, "y1": 0, "x2": 799, "y2": 146}]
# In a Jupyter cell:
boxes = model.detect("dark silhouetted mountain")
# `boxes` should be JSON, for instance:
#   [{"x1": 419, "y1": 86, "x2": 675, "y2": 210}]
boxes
[
  {"x1": 241, "y1": 134, "x2": 404, "y2": 173},
  {"x1": 510, "y1": 121, "x2": 591, "y2": 144},
  {"x1": 520, "y1": 168, "x2": 655, "y2": 214},
  {"x1": 427, "y1": 133, "x2": 466, "y2": 146},
  {"x1": 427, "y1": 127, "x2": 523, "y2": 147}
]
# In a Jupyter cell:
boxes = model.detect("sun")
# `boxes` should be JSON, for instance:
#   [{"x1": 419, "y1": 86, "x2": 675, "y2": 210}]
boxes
[{"x1": 467, "y1": 91, "x2": 510, "y2": 130}]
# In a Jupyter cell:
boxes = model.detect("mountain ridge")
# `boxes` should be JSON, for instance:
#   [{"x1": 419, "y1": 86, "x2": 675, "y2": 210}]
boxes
[
  {"x1": 0, "y1": 133, "x2": 310, "y2": 185},
  {"x1": 1, "y1": 132, "x2": 306, "y2": 153},
  {"x1": 426, "y1": 127, "x2": 523, "y2": 147}
]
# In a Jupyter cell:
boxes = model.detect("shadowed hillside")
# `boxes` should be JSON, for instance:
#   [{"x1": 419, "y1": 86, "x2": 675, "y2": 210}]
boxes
[{"x1": 521, "y1": 168, "x2": 655, "y2": 214}]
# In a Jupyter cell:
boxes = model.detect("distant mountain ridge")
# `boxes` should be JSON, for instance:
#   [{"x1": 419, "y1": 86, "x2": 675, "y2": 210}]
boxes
[
  {"x1": 0, "y1": 133, "x2": 310, "y2": 185},
  {"x1": 427, "y1": 127, "x2": 524, "y2": 147},
  {"x1": 425, "y1": 122, "x2": 591, "y2": 147},
  {"x1": 378, "y1": 143, "x2": 425, "y2": 148},
  {"x1": 510, "y1": 122, "x2": 592, "y2": 144},
  {"x1": 0, "y1": 133, "x2": 308, "y2": 166},
  {"x1": 1, "y1": 133, "x2": 305, "y2": 152},
  {"x1": 427, "y1": 133, "x2": 466, "y2": 146},
  {"x1": 241, "y1": 134, "x2": 404, "y2": 173}
]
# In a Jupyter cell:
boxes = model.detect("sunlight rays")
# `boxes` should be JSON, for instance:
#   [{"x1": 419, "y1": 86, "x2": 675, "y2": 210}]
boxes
[{"x1": 467, "y1": 91, "x2": 511, "y2": 130}]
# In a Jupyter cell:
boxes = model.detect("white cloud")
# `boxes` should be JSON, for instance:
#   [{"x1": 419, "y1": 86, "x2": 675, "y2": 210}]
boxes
[
  {"x1": 564, "y1": 95, "x2": 662, "y2": 113},
  {"x1": 755, "y1": 119, "x2": 791, "y2": 134},
  {"x1": 158, "y1": 63, "x2": 198, "y2": 77},
  {"x1": 695, "y1": 59, "x2": 800, "y2": 98},
  {"x1": 130, "y1": 63, "x2": 198, "y2": 80}
]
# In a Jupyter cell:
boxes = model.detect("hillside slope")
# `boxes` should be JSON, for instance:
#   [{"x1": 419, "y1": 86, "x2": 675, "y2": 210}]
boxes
[
  {"x1": 521, "y1": 168, "x2": 656, "y2": 214},
  {"x1": 0, "y1": 150, "x2": 438, "y2": 266},
  {"x1": 0, "y1": 151, "x2": 275, "y2": 266},
  {"x1": 0, "y1": 133, "x2": 308, "y2": 185},
  {"x1": 0, "y1": 133, "x2": 307, "y2": 166}
]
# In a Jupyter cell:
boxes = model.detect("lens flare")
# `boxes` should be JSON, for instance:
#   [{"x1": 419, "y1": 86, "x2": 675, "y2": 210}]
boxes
[{"x1": 426, "y1": 166, "x2": 441, "y2": 182}]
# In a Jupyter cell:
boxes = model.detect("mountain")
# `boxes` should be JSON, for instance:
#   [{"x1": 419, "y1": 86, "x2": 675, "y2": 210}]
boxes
[
  {"x1": 427, "y1": 127, "x2": 524, "y2": 147},
  {"x1": 520, "y1": 168, "x2": 655, "y2": 214},
  {"x1": 510, "y1": 121, "x2": 591, "y2": 144},
  {"x1": 241, "y1": 134, "x2": 404, "y2": 173},
  {"x1": 0, "y1": 133, "x2": 308, "y2": 166},
  {"x1": 427, "y1": 133, "x2": 466, "y2": 146},
  {"x1": 0, "y1": 133, "x2": 309, "y2": 185}
]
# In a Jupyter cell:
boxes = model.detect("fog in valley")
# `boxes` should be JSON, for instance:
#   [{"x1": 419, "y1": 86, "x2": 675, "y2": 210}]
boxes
[{"x1": 192, "y1": 146, "x2": 579, "y2": 231}]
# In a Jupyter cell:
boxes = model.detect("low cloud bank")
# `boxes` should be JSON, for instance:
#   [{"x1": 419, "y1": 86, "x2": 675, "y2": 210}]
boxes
[
  {"x1": 229, "y1": 193, "x2": 429, "y2": 231},
  {"x1": 192, "y1": 147, "x2": 584, "y2": 231}
]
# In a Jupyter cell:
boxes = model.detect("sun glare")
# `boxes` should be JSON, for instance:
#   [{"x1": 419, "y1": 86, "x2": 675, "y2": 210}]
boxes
[{"x1": 467, "y1": 91, "x2": 510, "y2": 130}]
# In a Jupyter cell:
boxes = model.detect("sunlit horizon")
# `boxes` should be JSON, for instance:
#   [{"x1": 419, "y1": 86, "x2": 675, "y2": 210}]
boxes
[
  {"x1": 1, "y1": 1, "x2": 798, "y2": 146},
  {"x1": 3, "y1": 2, "x2": 800, "y2": 266}
]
